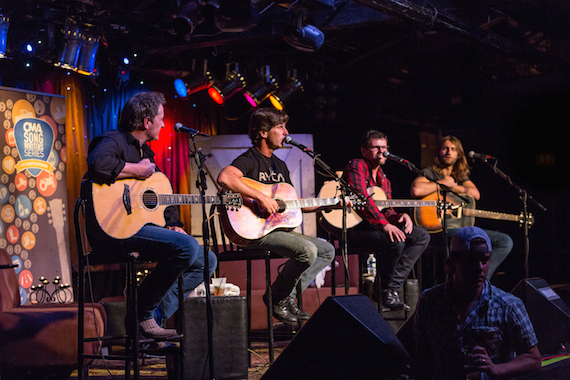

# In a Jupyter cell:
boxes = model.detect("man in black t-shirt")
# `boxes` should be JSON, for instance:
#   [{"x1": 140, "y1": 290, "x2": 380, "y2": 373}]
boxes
[{"x1": 217, "y1": 108, "x2": 336, "y2": 325}]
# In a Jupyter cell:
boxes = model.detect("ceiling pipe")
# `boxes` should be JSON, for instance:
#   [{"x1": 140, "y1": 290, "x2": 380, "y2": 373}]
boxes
[{"x1": 354, "y1": 0, "x2": 520, "y2": 55}]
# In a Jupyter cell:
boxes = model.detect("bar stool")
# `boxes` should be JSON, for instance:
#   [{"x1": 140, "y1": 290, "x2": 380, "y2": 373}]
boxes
[
  {"x1": 208, "y1": 205, "x2": 277, "y2": 364},
  {"x1": 74, "y1": 197, "x2": 185, "y2": 379}
]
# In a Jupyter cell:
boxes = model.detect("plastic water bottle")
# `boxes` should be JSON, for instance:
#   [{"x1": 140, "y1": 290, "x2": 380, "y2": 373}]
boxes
[{"x1": 366, "y1": 253, "x2": 377, "y2": 276}]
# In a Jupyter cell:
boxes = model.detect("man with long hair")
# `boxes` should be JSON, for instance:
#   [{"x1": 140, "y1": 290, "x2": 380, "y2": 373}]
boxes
[{"x1": 411, "y1": 135, "x2": 513, "y2": 279}]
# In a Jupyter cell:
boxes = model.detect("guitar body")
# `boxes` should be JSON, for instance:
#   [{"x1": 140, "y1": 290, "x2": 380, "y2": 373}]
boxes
[
  {"x1": 414, "y1": 192, "x2": 475, "y2": 233},
  {"x1": 92, "y1": 172, "x2": 172, "y2": 239},
  {"x1": 318, "y1": 181, "x2": 380, "y2": 231},
  {"x1": 220, "y1": 178, "x2": 303, "y2": 245}
]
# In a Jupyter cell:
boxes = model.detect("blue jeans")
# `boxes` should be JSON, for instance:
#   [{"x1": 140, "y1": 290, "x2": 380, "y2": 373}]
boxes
[
  {"x1": 244, "y1": 231, "x2": 335, "y2": 301},
  {"x1": 447, "y1": 228, "x2": 513, "y2": 278},
  {"x1": 154, "y1": 248, "x2": 217, "y2": 326},
  {"x1": 97, "y1": 225, "x2": 209, "y2": 321}
]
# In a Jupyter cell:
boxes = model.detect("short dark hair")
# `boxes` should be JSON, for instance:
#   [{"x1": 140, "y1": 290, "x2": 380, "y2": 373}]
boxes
[
  {"x1": 119, "y1": 92, "x2": 166, "y2": 132},
  {"x1": 360, "y1": 129, "x2": 388, "y2": 148},
  {"x1": 248, "y1": 108, "x2": 289, "y2": 146}
]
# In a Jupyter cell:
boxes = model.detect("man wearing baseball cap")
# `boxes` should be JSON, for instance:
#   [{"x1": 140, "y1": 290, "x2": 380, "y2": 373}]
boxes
[{"x1": 413, "y1": 226, "x2": 541, "y2": 379}]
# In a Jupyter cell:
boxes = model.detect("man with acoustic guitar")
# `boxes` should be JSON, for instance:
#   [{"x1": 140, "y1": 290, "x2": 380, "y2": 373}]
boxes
[
  {"x1": 217, "y1": 108, "x2": 340, "y2": 326},
  {"x1": 84, "y1": 92, "x2": 217, "y2": 339},
  {"x1": 343, "y1": 129, "x2": 430, "y2": 310},
  {"x1": 410, "y1": 135, "x2": 513, "y2": 280}
]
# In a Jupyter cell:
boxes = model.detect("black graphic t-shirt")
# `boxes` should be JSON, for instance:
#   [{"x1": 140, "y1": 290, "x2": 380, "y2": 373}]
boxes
[{"x1": 231, "y1": 147, "x2": 292, "y2": 185}]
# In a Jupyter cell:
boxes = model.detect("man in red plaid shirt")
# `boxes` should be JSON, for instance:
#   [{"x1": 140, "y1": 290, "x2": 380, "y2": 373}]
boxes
[{"x1": 343, "y1": 130, "x2": 430, "y2": 310}]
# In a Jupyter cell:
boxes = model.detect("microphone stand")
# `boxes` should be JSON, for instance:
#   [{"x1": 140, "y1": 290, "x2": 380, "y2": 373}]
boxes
[
  {"x1": 287, "y1": 143, "x2": 366, "y2": 295},
  {"x1": 191, "y1": 144, "x2": 215, "y2": 380},
  {"x1": 476, "y1": 157, "x2": 546, "y2": 278},
  {"x1": 386, "y1": 155, "x2": 470, "y2": 282}
]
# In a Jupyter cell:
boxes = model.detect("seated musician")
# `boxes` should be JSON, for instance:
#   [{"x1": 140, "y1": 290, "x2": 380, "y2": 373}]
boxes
[
  {"x1": 84, "y1": 91, "x2": 217, "y2": 339},
  {"x1": 410, "y1": 135, "x2": 513, "y2": 280},
  {"x1": 217, "y1": 108, "x2": 346, "y2": 325}
]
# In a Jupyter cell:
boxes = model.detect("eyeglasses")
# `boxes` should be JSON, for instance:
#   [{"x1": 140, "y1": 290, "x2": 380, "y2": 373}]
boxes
[{"x1": 368, "y1": 145, "x2": 389, "y2": 152}]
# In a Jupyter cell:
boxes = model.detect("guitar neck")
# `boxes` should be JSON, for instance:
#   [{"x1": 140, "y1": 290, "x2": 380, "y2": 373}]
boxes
[
  {"x1": 158, "y1": 194, "x2": 221, "y2": 206},
  {"x1": 283, "y1": 197, "x2": 339, "y2": 210},
  {"x1": 463, "y1": 208, "x2": 520, "y2": 222},
  {"x1": 375, "y1": 199, "x2": 438, "y2": 209}
]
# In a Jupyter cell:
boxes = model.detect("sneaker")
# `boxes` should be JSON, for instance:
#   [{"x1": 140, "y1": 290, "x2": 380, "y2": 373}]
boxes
[
  {"x1": 286, "y1": 297, "x2": 310, "y2": 320},
  {"x1": 263, "y1": 292, "x2": 299, "y2": 326},
  {"x1": 382, "y1": 289, "x2": 410, "y2": 311},
  {"x1": 139, "y1": 318, "x2": 178, "y2": 340}
]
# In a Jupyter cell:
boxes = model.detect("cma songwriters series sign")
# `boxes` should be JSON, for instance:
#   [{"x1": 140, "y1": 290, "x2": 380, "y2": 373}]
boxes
[{"x1": 0, "y1": 87, "x2": 70, "y2": 304}]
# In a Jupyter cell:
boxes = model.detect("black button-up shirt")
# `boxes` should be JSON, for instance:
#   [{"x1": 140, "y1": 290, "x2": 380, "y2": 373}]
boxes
[{"x1": 85, "y1": 128, "x2": 182, "y2": 228}]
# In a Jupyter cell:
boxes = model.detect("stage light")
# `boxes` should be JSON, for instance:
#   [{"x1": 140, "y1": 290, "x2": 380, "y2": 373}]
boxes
[
  {"x1": 214, "y1": 0, "x2": 260, "y2": 32},
  {"x1": 243, "y1": 65, "x2": 278, "y2": 108},
  {"x1": 283, "y1": 12, "x2": 324, "y2": 52},
  {"x1": 53, "y1": 24, "x2": 83, "y2": 70},
  {"x1": 0, "y1": 15, "x2": 9, "y2": 58},
  {"x1": 269, "y1": 71, "x2": 303, "y2": 111},
  {"x1": 76, "y1": 34, "x2": 99, "y2": 76},
  {"x1": 208, "y1": 64, "x2": 246, "y2": 105},
  {"x1": 116, "y1": 64, "x2": 130, "y2": 88},
  {"x1": 170, "y1": 1, "x2": 203, "y2": 39},
  {"x1": 174, "y1": 60, "x2": 213, "y2": 97}
]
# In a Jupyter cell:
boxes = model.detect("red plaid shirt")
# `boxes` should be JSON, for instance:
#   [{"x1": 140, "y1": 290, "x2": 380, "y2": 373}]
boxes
[{"x1": 343, "y1": 158, "x2": 400, "y2": 228}]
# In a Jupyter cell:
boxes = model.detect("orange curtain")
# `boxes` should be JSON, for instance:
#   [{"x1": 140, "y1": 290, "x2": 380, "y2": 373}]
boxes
[{"x1": 36, "y1": 73, "x2": 89, "y2": 268}]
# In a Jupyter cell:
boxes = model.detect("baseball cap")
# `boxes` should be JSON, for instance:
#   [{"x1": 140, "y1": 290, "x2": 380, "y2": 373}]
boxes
[{"x1": 450, "y1": 226, "x2": 492, "y2": 254}]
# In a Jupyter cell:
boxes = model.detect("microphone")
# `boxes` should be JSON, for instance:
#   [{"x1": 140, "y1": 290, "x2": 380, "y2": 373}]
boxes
[
  {"x1": 468, "y1": 151, "x2": 495, "y2": 160},
  {"x1": 283, "y1": 136, "x2": 310, "y2": 152},
  {"x1": 173, "y1": 123, "x2": 209, "y2": 137},
  {"x1": 382, "y1": 150, "x2": 408, "y2": 163}
]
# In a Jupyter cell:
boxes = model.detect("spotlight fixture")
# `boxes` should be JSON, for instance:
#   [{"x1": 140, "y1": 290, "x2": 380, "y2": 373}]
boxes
[
  {"x1": 170, "y1": 0, "x2": 203, "y2": 39},
  {"x1": 208, "y1": 63, "x2": 246, "y2": 105},
  {"x1": 53, "y1": 23, "x2": 83, "y2": 70},
  {"x1": 283, "y1": 12, "x2": 324, "y2": 52},
  {"x1": 76, "y1": 34, "x2": 99, "y2": 76},
  {"x1": 243, "y1": 65, "x2": 278, "y2": 108},
  {"x1": 214, "y1": 0, "x2": 260, "y2": 32},
  {"x1": 269, "y1": 70, "x2": 303, "y2": 111},
  {"x1": 174, "y1": 59, "x2": 213, "y2": 97},
  {"x1": 0, "y1": 15, "x2": 9, "y2": 58}
]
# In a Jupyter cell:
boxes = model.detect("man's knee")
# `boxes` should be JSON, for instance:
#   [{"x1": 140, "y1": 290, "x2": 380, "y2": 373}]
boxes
[{"x1": 296, "y1": 244, "x2": 318, "y2": 266}]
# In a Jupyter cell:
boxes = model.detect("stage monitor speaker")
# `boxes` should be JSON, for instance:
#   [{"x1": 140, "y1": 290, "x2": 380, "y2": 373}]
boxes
[
  {"x1": 261, "y1": 295, "x2": 409, "y2": 380},
  {"x1": 168, "y1": 296, "x2": 248, "y2": 380},
  {"x1": 512, "y1": 277, "x2": 570, "y2": 355}
]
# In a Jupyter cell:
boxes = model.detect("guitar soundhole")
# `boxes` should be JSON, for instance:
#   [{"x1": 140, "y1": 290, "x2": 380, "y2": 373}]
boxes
[{"x1": 142, "y1": 189, "x2": 158, "y2": 210}]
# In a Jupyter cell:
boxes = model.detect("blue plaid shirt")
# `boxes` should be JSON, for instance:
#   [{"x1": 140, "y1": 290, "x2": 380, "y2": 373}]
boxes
[{"x1": 413, "y1": 280, "x2": 538, "y2": 379}]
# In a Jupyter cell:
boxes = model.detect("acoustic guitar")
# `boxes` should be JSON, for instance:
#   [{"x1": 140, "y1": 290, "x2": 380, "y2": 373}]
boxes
[
  {"x1": 91, "y1": 172, "x2": 242, "y2": 239},
  {"x1": 219, "y1": 177, "x2": 361, "y2": 245},
  {"x1": 318, "y1": 180, "x2": 442, "y2": 232},
  {"x1": 414, "y1": 192, "x2": 534, "y2": 233}
]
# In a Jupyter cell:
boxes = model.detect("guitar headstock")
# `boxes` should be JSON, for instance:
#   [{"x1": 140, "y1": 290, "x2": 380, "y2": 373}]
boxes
[
  {"x1": 221, "y1": 192, "x2": 243, "y2": 210},
  {"x1": 349, "y1": 194, "x2": 367, "y2": 209},
  {"x1": 519, "y1": 212, "x2": 534, "y2": 228}
]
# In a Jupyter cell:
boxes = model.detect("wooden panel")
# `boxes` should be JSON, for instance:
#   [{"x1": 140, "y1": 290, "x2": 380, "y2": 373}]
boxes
[{"x1": 188, "y1": 134, "x2": 316, "y2": 243}]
